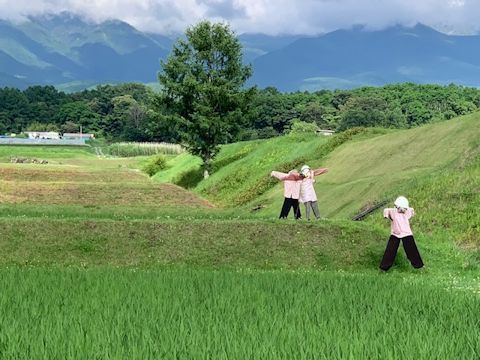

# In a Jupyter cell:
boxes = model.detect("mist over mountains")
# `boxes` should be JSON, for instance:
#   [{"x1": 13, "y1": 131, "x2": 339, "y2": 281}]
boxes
[{"x1": 1, "y1": 13, "x2": 480, "y2": 92}]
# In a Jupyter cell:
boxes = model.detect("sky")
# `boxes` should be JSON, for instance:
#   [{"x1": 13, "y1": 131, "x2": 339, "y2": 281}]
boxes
[{"x1": 0, "y1": 0, "x2": 477, "y2": 35}]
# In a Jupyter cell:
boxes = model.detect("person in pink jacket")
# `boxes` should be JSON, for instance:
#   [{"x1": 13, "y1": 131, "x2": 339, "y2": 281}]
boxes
[
  {"x1": 299, "y1": 165, "x2": 328, "y2": 220},
  {"x1": 379, "y1": 196, "x2": 424, "y2": 271},
  {"x1": 270, "y1": 169, "x2": 302, "y2": 219}
]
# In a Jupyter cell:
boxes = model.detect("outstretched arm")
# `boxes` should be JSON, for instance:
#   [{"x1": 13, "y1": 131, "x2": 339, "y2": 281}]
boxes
[
  {"x1": 282, "y1": 173, "x2": 303, "y2": 181},
  {"x1": 271, "y1": 171, "x2": 303, "y2": 181},
  {"x1": 271, "y1": 171, "x2": 288, "y2": 180},
  {"x1": 312, "y1": 168, "x2": 328, "y2": 176}
]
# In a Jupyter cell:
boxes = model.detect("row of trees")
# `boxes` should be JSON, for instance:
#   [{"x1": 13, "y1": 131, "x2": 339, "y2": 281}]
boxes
[
  {"x1": 1, "y1": 81, "x2": 478, "y2": 141},
  {"x1": 249, "y1": 83, "x2": 480, "y2": 136}
]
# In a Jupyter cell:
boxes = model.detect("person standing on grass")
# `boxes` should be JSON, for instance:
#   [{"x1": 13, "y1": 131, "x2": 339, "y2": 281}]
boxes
[
  {"x1": 380, "y1": 196, "x2": 424, "y2": 271},
  {"x1": 270, "y1": 169, "x2": 302, "y2": 219},
  {"x1": 299, "y1": 165, "x2": 328, "y2": 220}
]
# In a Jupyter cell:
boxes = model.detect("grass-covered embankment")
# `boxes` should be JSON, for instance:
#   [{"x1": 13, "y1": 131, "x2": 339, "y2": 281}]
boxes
[{"x1": 0, "y1": 218, "x2": 387, "y2": 269}]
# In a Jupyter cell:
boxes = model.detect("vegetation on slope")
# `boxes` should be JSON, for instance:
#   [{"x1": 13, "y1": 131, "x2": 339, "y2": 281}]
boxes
[{"x1": 181, "y1": 113, "x2": 479, "y2": 222}]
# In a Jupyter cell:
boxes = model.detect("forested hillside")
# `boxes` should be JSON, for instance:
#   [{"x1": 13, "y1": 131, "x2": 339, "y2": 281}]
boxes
[{"x1": 1, "y1": 82, "x2": 479, "y2": 142}]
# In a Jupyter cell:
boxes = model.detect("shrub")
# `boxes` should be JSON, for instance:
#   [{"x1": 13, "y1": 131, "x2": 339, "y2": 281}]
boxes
[
  {"x1": 289, "y1": 120, "x2": 319, "y2": 135},
  {"x1": 142, "y1": 155, "x2": 168, "y2": 176}
]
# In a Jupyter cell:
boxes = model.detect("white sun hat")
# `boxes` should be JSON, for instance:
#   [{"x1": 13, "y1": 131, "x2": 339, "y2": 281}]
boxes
[
  {"x1": 394, "y1": 196, "x2": 409, "y2": 209},
  {"x1": 300, "y1": 165, "x2": 310, "y2": 176}
]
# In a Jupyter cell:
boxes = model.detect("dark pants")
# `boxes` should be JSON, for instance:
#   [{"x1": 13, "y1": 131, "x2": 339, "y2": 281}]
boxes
[
  {"x1": 279, "y1": 197, "x2": 301, "y2": 219},
  {"x1": 380, "y1": 235, "x2": 424, "y2": 271}
]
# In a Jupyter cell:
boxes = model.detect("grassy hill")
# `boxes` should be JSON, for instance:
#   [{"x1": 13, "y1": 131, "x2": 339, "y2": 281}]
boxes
[
  {"x1": 150, "y1": 112, "x2": 480, "y2": 269},
  {"x1": 0, "y1": 120, "x2": 479, "y2": 357},
  {"x1": 0, "y1": 144, "x2": 386, "y2": 270},
  {"x1": 154, "y1": 113, "x2": 480, "y2": 218},
  {"x1": 154, "y1": 113, "x2": 478, "y2": 224},
  {"x1": 253, "y1": 112, "x2": 480, "y2": 219}
]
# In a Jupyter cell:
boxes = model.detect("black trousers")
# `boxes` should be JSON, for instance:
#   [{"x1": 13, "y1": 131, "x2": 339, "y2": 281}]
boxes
[
  {"x1": 380, "y1": 235, "x2": 424, "y2": 271},
  {"x1": 279, "y1": 197, "x2": 301, "y2": 219}
]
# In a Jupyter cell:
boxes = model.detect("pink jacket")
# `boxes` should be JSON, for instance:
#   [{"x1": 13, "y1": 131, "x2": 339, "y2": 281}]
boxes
[
  {"x1": 300, "y1": 177, "x2": 316, "y2": 203},
  {"x1": 271, "y1": 168, "x2": 329, "y2": 200},
  {"x1": 384, "y1": 208, "x2": 415, "y2": 238},
  {"x1": 299, "y1": 168, "x2": 328, "y2": 203},
  {"x1": 270, "y1": 171, "x2": 301, "y2": 199}
]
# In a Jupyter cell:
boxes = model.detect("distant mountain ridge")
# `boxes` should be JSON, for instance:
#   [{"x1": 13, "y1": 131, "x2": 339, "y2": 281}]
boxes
[
  {"x1": 1, "y1": 14, "x2": 480, "y2": 92},
  {"x1": 0, "y1": 13, "x2": 171, "y2": 91},
  {"x1": 250, "y1": 24, "x2": 480, "y2": 91}
]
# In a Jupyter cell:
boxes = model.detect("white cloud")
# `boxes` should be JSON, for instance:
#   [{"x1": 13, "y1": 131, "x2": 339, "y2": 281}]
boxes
[{"x1": 0, "y1": 0, "x2": 477, "y2": 35}]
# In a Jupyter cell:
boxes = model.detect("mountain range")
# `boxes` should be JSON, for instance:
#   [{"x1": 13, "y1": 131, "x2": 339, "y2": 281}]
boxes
[{"x1": 1, "y1": 13, "x2": 480, "y2": 92}]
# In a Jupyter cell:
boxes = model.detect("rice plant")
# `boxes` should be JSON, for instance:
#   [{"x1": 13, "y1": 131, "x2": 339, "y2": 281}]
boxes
[{"x1": 0, "y1": 268, "x2": 477, "y2": 359}]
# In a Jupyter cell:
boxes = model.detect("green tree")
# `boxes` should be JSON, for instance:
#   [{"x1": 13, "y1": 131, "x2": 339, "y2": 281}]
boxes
[
  {"x1": 56, "y1": 101, "x2": 99, "y2": 132},
  {"x1": 107, "y1": 95, "x2": 149, "y2": 141},
  {"x1": 26, "y1": 122, "x2": 59, "y2": 132},
  {"x1": 339, "y1": 96, "x2": 388, "y2": 130},
  {"x1": 159, "y1": 20, "x2": 254, "y2": 178}
]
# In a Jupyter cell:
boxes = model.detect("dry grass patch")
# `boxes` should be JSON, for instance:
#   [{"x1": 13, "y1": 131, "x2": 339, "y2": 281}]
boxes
[
  {"x1": 0, "y1": 166, "x2": 147, "y2": 183},
  {"x1": 0, "y1": 181, "x2": 212, "y2": 207}
]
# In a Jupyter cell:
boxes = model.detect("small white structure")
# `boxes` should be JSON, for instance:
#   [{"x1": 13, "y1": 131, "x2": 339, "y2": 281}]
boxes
[
  {"x1": 317, "y1": 129, "x2": 335, "y2": 136},
  {"x1": 26, "y1": 131, "x2": 60, "y2": 140},
  {"x1": 62, "y1": 133, "x2": 95, "y2": 140}
]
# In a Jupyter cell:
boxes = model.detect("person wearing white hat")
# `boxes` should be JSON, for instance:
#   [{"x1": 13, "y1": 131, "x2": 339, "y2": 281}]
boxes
[
  {"x1": 299, "y1": 164, "x2": 328, "y2": 220},
  {"x1": 379, "y1": 196, "x2": 424, "y2": 271}
]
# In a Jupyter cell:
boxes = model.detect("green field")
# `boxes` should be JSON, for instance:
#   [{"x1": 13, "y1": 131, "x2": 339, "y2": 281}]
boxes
[
  {"x1": 0, "y1": 114, "x2": 479, "y2": 358},
  {"x1": 0, "y1": 268, "x2": 478, "y2": 358}
]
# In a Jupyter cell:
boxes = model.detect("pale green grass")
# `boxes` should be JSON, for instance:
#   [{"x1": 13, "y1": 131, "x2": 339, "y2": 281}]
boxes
[{"x1": 0, "y1": 218, "x2": 386, "y2": 269}]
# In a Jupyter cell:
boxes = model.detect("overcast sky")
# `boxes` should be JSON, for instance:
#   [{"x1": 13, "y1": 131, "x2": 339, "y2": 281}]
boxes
[{"x1": 0, "y1": 0, "x2": 477, "y2": 35}]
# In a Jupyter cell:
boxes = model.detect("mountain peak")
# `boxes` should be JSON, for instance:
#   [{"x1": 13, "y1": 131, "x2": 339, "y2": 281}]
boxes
[{"x1": 28, "y1": 12, "x2": 92, "y2": 29}]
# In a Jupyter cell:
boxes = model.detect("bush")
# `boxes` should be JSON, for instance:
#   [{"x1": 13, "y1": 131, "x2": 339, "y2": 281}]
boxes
[
  {"x1": 289, "y1": 120, "x2": 319, "y2": 135},
  {"x1": 142, "y1": 155, "x2": 168, "y2": 176}
]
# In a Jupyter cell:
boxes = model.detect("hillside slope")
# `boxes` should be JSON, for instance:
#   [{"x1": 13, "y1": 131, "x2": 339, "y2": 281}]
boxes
[
  {"x1": 152, "y1": 113, "x2": 479, "y2": 253},
  {"x1": 209, "y1": 113, "x2": 477, "y2": 219}
]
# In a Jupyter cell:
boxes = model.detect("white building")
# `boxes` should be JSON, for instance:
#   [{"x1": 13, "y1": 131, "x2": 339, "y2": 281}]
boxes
[
  {"x1": 26, "y1": 131, "x2": 60, "y2": 140},
  {"x1": 317, "y1": 129, "x2": 335, "y2": 136}
]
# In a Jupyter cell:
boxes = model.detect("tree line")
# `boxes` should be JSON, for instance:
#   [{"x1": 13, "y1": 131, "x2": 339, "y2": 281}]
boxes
[{"x1": 1, "y1": 82, "x2": 478, "y2": 139}]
